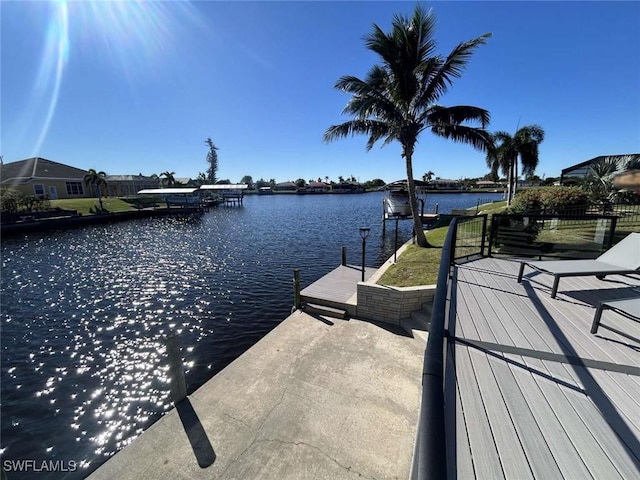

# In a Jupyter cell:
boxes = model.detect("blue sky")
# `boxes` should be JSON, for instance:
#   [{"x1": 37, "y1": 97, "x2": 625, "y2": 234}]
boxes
[{"x1": 2, "y1": 1, "x2": 639, "y2": 184}]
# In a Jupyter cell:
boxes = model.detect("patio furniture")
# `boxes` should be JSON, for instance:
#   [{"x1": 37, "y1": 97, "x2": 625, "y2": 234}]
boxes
[
  {"x1": 591, "y1": 296, "x2": 640, "y2": 334},
  {"x1": 517, "y1": 232, "x2": 640, "y2": 298}
]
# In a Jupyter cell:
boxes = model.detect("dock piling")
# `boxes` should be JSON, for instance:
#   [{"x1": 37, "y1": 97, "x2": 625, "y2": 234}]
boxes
[
  {"x1": 293, "y1": 269, "x2": 301, "y2": 310},
  {"x1": 165, "y1": 335, "x2": 187, "y2": 404}
]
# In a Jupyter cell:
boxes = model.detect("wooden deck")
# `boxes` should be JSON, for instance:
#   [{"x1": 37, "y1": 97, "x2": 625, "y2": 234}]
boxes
[{"x1": 447, "y1": 257, "x2": 640, "y2": 479}]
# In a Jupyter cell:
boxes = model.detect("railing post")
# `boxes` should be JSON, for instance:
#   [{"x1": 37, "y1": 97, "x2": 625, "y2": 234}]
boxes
[
  {"x1": 480, "y1": 214, "x2": 488, "y2": 257},
  {"x1": 341, "y1": 246, "x2": 347, "y2": 266},
  {"x1": 293, "y1": 269, "x2": 301, "y2": 310},
  {"x1": 607, "y1": 217, "x2": 618, "y2": 250},
  {"x1": 487, "y1": 214, "x2": 497, "y2": 257},
  {"x1": 165, "y1": 335, "x2": 187, "y2": 404}
]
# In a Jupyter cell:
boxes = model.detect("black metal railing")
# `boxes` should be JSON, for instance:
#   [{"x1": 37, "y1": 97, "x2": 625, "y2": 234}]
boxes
[
  {"x1": 453, "y1": 214, "x2": 487, "y2": 261},
  {"x1": 488, "y1": 213, "x2": 620, "y2": 260},
  {"x1": 411, "y1": 217, "x2": 460, "y2": 480}
]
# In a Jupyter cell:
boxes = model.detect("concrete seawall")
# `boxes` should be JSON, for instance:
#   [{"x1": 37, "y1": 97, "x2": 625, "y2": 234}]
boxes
[
  {"x1": 88, "y1": 309, "x2": 425, "y2": 479},
  {"x1": 1, "y1": 208, "x2": 202, "y2": 235}
]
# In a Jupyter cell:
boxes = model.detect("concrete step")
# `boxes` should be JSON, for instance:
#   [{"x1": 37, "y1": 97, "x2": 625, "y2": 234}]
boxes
[
  {"x1": 400, "y1": 316, "x2": 429, "y2": 342},
  {"x1": 303, "y1": 302, "x2": 348, "y2": 320}
]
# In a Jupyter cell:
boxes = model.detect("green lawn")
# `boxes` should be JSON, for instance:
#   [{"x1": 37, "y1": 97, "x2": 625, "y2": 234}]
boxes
[
  {"x1": 377, "y1": 227, "x2": 448, "y2": 287},
  {"x1": 378, "y1": 201, "x2": 508, "y2": 288},
  {"x1": 51, "y1": 198, "x2": 138, "y2": 215}
]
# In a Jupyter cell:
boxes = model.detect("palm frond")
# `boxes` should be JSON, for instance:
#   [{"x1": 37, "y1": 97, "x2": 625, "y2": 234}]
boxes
[
  {"x1": 324, "y1": 119, "x2": 397, "y2": 151},
  {"x1": 430, "y1": 124, "x2": 494, "y2": 152},
  {"x1": 424, "y1": 105, "x2": 490, "y2": 128},
  {"x1": 419, "y1": 33, "x2": 491, "y2": 103}
]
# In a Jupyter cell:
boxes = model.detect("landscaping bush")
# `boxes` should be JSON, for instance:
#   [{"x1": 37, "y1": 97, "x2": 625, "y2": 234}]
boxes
[{"x1": 509, "y1": 187, "x2": 590, "y2": 214}]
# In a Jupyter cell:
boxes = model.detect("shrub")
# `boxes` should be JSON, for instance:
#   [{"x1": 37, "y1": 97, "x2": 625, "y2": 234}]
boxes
[
  {"x1": 509, "y1": 187, "x2": 590, "y2": 214},
  {"x1": 0, "y1": 188, "x2": 20, "y2": 213}
]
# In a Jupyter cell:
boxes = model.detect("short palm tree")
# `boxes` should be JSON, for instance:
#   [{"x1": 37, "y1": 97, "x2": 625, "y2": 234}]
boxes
[
  {"x1": 486, "y1": 125, "x2": 545, "y2": 206},
  {"x1": 584, "y1": 155, "x2": 640, "y2": 208},
  {"x1": 324, "y1": 5, "x2": 493, "y2": 247},
  {"x1": 160, "y1": 171, "x2": 176, "y2": 187},
  {"x1": 83, "y1": 169, "x2": 107, "y2": 211}
]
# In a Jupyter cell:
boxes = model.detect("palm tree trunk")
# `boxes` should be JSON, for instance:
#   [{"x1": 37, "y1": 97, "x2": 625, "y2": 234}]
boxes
[
  {"x1": 513, "y1": 159, "x2": 518, "y2": 201},
  {"x1": 98, "y1": 185, "x2": 104, "y2": 211},
  {"x1": 506, "y1": 162, "x2": 514, "y2": 206},
  {"x1": 405, "y1": 152, "x2": 429, "y2": 247}
]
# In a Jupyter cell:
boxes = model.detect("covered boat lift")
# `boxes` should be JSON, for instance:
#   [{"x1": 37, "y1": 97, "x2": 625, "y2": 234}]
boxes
[
  {"x1": 199, "y1": 184, "x2": 248, "y2": 206},
  {"x1": 137, "y1": 188, "x2": 201, "y2": 209}
]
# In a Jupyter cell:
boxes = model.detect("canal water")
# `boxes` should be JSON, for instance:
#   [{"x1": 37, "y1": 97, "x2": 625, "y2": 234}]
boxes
[{"x1": 0, "y1": 191, "x2": 501, "y2": 478}]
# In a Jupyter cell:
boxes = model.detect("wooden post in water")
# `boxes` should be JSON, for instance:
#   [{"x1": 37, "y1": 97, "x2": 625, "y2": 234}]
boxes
[
  {"x1": 293, "y1": 269, "x2": 301, "y2": 310},
  {"x1": 165, "y1": 335, "x2": 187, "y2": 404},
  {"x1": 341, "y1": 246, "x2": 347, "y2": 266}
]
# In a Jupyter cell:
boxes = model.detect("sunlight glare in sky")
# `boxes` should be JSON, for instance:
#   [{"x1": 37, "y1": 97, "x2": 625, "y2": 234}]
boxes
[
  {"x1": 32, "y1": 0, "x2": 68, "y2": 156},
  {"x1": 30, "y1": 0, "x2": 201, "y2": 157}
]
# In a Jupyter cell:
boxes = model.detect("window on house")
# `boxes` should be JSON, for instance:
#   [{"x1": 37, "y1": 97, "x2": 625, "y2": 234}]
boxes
[
  {"x1": 66, "y1": 182, "x2": 84, "y2": 196},
  {"x1": 34, "y1": 184, "x2": 45, "y2": 197}
]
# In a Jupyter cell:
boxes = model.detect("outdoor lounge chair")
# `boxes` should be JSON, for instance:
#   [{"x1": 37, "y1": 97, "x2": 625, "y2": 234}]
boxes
[
  {"x1": 517, "y1": 232, "x2": 640, "y2": 298},
  {"x1": 590, "y1": 296, "x2": 640, "y2": 334}
]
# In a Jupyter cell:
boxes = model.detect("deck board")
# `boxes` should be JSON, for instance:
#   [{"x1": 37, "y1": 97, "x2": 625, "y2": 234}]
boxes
[{"x1": 449, "y1": 257, "x2": 640, "y2": 479}]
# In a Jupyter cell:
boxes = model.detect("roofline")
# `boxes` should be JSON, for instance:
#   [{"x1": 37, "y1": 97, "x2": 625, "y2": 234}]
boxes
[{"x1": 561, "y1": 154, "x2": 640, "y2": 175}]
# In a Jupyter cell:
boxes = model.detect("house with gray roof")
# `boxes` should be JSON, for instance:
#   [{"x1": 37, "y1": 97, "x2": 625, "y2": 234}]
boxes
[
  {"x1": 560, "y1": 153, "x2": 640, "y2": 185},
  {"x1": 0, "y1": 157, "x2": 90, "y2": 199},
  {"x1": 106, "y1": 174, "x2": 160, "y2": 197}
]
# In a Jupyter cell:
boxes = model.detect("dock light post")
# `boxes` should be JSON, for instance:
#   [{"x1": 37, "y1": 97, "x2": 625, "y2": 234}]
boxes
[
  {"x1": 359, "y1": 227, "x2": 370, "y2": 282},
  {"x1": 394, "y1": 214, "x2": 400, "y2": 263}
]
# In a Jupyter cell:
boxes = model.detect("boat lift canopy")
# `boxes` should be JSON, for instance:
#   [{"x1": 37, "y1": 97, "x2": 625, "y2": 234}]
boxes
[
  {"x1": 137, "y1": 188, "x2": 199, "y2": 195},
  {"x1": 199, "y1": 184, "x2": 249, "y2": 191}
]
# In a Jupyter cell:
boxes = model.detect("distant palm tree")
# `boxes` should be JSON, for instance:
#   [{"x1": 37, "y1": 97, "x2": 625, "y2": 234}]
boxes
[
  {"x1": 160, "y1": 171, "x2": 176, "y2": 187},
  {"x1": 324, "y1": 5, "x2": 493, "y2": 247},
  {"x1": 83, "y1": 169, "x2": 107, "y2": 211},
  {"x1": 422, "y1": 171, "x2": 435, "y2": 183},
  {"x1": 486, "y1": 125, "x2": 545, "y2": 205}
]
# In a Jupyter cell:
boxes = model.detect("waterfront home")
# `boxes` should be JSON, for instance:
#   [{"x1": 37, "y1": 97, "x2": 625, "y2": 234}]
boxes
[
  {"x1": 106, "y1": 174, "x2": 161, "y2": 197},
  {"x1": 0, "y1": 157, "x2": 90, "y2": 200},
  {"x1": 274, "y1": 181, "x2": 298, "y2": 192},
  {"x1": 560, "y1": 153, "x2": 640, "y2": 185},
  {"x1": 305, "y1": 181, "x2": 330, "y2": 193},
  {"x1": 331, "y1": 181, "x2": 364, "y2": 193}
]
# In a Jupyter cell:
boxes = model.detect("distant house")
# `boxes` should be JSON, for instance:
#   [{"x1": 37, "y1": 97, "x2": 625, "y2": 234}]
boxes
[
  {"x1": 427, "y1": 179, "x2": 464, "y2": 190},
  {"x1": 0, "y1": 157, "x2": 89, "y2": 199},
  {"x1": 560, "y1": 154, "x2": 640, "y2": 185},
  {"x1": 476, "y1": 180, "x2": 505, "y2": 189},
  {"x1": 331, "y1": 181, "x2": 364, "y2": 193},
  {"x1": 305, "y1": 181, "x2": 330, "y2": 193},
  {"x1": 106, "y1": 174, "x2": 161, "y2": 197},
  {"x1": 274, "y1": 181, "x2": 298, "y2": 192}
]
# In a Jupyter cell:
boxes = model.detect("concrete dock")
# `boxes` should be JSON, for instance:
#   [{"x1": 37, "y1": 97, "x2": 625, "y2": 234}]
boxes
[{"x1": 88, "y1": 309, "x2": 425, "y2": 479}]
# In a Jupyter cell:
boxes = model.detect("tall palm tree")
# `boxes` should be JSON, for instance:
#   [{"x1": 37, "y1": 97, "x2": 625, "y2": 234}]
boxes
[
  {"x1": 160, "y1": 171, "x2": 176, "y2": 187},
  {"x1": 83, "y1": 169, "x2": 107, "y2": 211},
  {"x1": 486, "y1": 125, "x2": 545, "y2": 206},
  {"x1": 324, "y1": 5, "x2": 493, "y2": 247}
]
